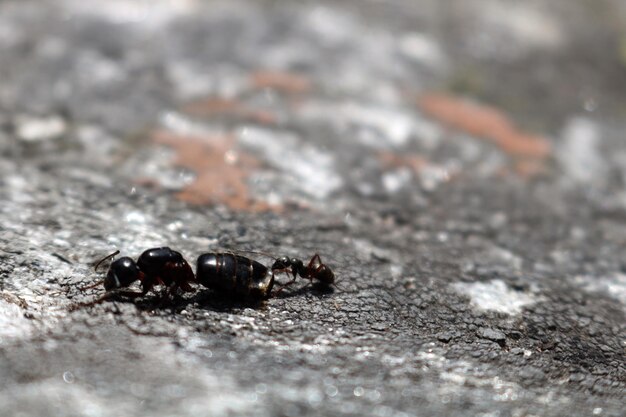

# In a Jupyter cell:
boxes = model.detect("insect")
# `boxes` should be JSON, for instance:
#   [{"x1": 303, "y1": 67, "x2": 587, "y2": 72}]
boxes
[
  {"x1": 75, "y1": 247, "x2": 195, "y2": 307},
  {"x1": 270, "y1": 253, "x2": 335, "y2": 293},
  {"x1": 74, "y1": 247, "x2": 335, "y2": 308},
  {"x1": 196, "y1": 252, "x2": 275, "y2": 300},
  {"x1": 196, "y1": 251, "x2": 335, "y2": 299}
]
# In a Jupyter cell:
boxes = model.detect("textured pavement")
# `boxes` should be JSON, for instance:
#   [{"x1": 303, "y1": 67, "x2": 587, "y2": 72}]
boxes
[{"x1": 0, "y1": 1, "x2": 625, "y2": 416}]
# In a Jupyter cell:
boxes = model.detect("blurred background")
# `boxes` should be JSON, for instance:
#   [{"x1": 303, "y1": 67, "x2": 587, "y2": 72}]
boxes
[{"x1": 0, "y1": 1, "x2": 625, "y2": 416}]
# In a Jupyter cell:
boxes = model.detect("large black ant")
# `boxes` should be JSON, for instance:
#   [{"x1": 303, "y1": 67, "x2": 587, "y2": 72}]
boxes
[{"x1": 73, "y1": 247, "x2": 196, "y2": 308}]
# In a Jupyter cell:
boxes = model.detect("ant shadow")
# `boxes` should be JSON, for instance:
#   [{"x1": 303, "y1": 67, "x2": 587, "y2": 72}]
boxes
[
  {"x1": 101, "y1": 282, "x2": 335, "y2": 314},
  {"x1": 120, "y1": 290, "x2": 263, "y2": 314},
  {"x1": 188, "y1": 289, "x2": 268, "y2": 312},
  {"x1": 273, "y1": 282, "x2": 335, "y2": 299}
]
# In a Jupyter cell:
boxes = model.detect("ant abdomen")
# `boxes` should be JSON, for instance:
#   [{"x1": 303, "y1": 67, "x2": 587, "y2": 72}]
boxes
[{"x1": 196, "y1": 252, "x2": 275, "y2": 299}]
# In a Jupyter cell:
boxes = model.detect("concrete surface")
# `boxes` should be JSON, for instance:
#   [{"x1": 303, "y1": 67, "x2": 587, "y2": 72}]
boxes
[{"x1": 0, "y1": 0, "x2": 625, "y2": 416}]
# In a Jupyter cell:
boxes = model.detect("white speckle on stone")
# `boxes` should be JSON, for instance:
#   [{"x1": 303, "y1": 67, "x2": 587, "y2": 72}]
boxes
[
  {"x1": 166, "y1": 62, "x2": 216, "y2": 100},
  {"x1": 159, "y1": 111, "x2": 219, "y2": 138},
  {"x1": 352, "y1": 238, "x2": 400, "y2": 262},
  {"x1": 341, "y1": 102, "x2": 417, "y2": 148},
  {"x1": 389, "y1": 264, "x2": 403, "y2": 279},
  {"x1": 64, "y1": 0, "x2": 197, "y2": 28},
  {"x1": 558, "y1": 117, "x2": 605, "y2": 185},
  {"x1": 298, "y1": 100, "x2": 427, "y2": 149},
  {"x1": 15, "y1": 115, "x2": 66, "y2": 142},
  {"x1": 419, "y1": 163, "x2": 456, "y2": 191},
  {"x1": 304, "y1": 6, "x2": 356, "y2": 45},
  {"x1": 125, "y1": 211, "x2": 147, "y2": 225},
  {"x1": 382, "y1": 168, "x2": 412, "y2": 193},
  {"x1": 4, "y1": 174, "x2": 36, "y2": 204},
  {"x1": 0, "y1": 380, "x2": 135, "y2": 416},
  {"x1": 452, "y1": 279, "x2": 539, "y2": 315},
  {"x1": 417, "y1": 349, "x2": 522, "y2": 403},
  {"x1": 573, "y1": 273, "x2": 626, "y2": 310},
  {"x1": 488, "y1": 247, "x2": 523, "y2": 270},
  {"x1": 238, "y1": 127, "x2": 343, "y2": 199},
  {"x1": 398, "y1": 33, "x2": 447, "y2": 69},
  {"x1": 0, "y1": 298, "x2": 34, "y2": 342},
  {"x1": 480, "y1": 3, "x2": 564, "y2": 51}
]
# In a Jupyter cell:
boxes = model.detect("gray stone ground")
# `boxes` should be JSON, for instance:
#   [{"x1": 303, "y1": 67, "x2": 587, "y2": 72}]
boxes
[{"x1": 1, "y1": 0, "x2": 625, "y2": 416}]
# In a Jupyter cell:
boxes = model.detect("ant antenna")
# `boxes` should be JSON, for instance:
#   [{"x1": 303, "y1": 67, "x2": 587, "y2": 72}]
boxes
[
  {"x1": 222, "y1": 247, "x2": 277, "y2": 260},
  {"x1": 69, "y1": 289, "x2": 119, "y2": 311},
  {"x1": 93, "y1": 250, "x2": 120, "y2": 272},
  {"x1": 79, "y1": 280, "x2": 104, "y2": 291}
]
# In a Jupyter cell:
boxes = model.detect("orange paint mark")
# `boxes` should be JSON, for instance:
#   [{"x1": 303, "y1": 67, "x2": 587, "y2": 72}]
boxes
[
  {"x1": 377, "y1": 151, "x2": 459, "y2": 185},
  {"x1": 133, "y1": 177, "x2": 162, "y2": 189},
  {"x1": 250, "y1": 71, "x2": 312, "y2": 94},
  {"x1": 377, "y1": 151, "x2": 428, "y2": 175},
  {"x1": 152, "y1": 130, "x2": 280, "y2": 212},
  {"x1": 418, "y1": 93, "x2": 551, "y2": 159},
  {"x1": 515, "y1": 158, "x2": 547, "y2": 178},
  {"x1": 184, "y1": 97, "x2": 278, "y2": 126},
  {"x1": 184, "y1": 97, "x2": 240, "y2": 113}
]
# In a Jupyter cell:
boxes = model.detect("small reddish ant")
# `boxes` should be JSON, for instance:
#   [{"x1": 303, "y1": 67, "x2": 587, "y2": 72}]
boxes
[{"x1": 269, "y1": 253, "x2": 335, "y2": 294}]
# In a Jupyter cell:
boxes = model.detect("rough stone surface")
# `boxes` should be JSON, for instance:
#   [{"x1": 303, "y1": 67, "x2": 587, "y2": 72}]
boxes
[{"x1": 1, "y1": 1, "x2": 625, "y2": 416}]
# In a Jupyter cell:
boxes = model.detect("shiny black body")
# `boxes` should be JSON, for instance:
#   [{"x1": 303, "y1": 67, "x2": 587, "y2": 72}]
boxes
[
  {"x1": 97, "y1": 247, "x2": 195, "y2": 300},
  {"x1": 135, "y1": 247, "x2": 194, "y2": 290},
  {"x1": 196, "y1": 252, "x2": 274, "y2": 299},
  {"x1": 104, "y1": 257, "x2": 140, "y2": 290}
]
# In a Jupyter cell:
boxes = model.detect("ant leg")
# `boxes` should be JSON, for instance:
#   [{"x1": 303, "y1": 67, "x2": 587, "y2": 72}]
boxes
[
  {"x1": 283, "y1": 269, "x2": 296, "y2": 282},
  {"x1": 180, "y1": 280, "x2": 194, "y2": 292},
  {"x1": 167, "y1": 283, "x2": 180, "y2": 299},
  {"x1": 68, "y1": 289, "x2": 147, "y2": 311},
  {"x1": 155, "y1": 284, "x2": 179, "y2": 307},
  {"x1": 270, "y1": 268, "x2": 291, "y2": 283},
  {"x1": 307, "y1": 253, "x2": 323, "y2": 269},
  {"x1": 79, "y1": 280, "x2": 104, "y2": 291},
  {"x1": 273, "y1": 279, "x2": 298, "y2": 296},
  {"x1": 111, "y1": 290, "x2": 148, "y2": 298},
  {"x1": 161, "y1": 262, "x2": 195, "y2": 294}
]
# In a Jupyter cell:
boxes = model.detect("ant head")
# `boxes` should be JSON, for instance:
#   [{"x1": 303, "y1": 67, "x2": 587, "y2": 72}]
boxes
[
  {"x1": 104, "y1": 257, "x2": 141, "y2": 290},
  {"x1": 290, "y1": 258, "x2": 304, "y2": 273},
  {"x1": 272, "y1": 256, "x2": 291, "y2": 269}
]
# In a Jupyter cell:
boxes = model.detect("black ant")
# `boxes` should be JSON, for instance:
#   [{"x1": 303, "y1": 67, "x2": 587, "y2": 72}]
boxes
[
  {"x1": 73, "y1": 247, "x2": 195, "y2": 308},
  {"x1": 270, "y1": 253, "x2": 335, "y2": 294}
]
